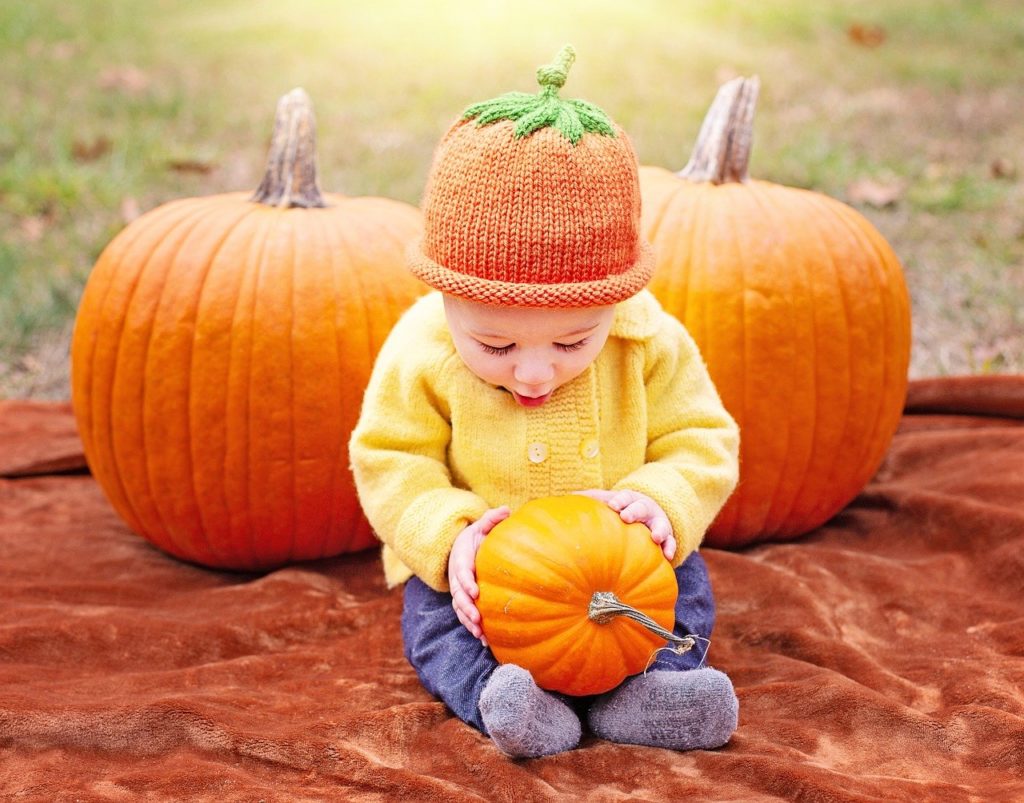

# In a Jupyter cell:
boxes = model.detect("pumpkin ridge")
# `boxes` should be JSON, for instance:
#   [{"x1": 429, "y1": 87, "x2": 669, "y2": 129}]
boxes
[
  {"x1": 303, "y1": 207, "x2": 352, "y2": 560},
  {"x1": 799, "y1": 192, "x2": 857, "y2": 531},
  {"x1": 181, "y1": 202, "x2": 264, "y2": 565},
  {"x1": 613, "y1": 565, "x2": 675, "y2": 613},
  {"x1": 661, "y1": 181, "x2": 694, "y2": 330},
  {"x1": 764, "y1": 191, "x2": 822, "y2": 533},
  {"x1": 80, "y1": 200, "x2": 203, "y2": 540},
  {"x1": 489, "y1": 625, "x2": 579, "y2": 678},
  {"x1": 112, "y1": 199, "x2": 227, "y2": 558},
  {"x1": 729, "y1": 186, "x2": 758, "y2": 532},
  {"x1": 312, "y1": 206, "x2": 346, "y2": 560},
  {"x1": 342, "y1": 208, "x2": 391, "y2": 365},
  {"x1": 287, "y1": 215, "x2": 300, "y2": 564},
  {"x1": 502, "y1": 522, "x2": 594, "y2": 593},
  {"x1": 196, "y1": 206, "x2": 269, "y2": 569},
  {"x1": 569, "y1": 629, "x2": 620, "y2": 693},
  {"x1": 644, "y1": 172, "x2": 675, "y2": 246},
  {"x1": 818, "y1": 198, "x2": 887, "y2": 491},
  {"x1": 533, "y1": 616, "x2": 600, "y2": 682},
  {"x1": 823, "y1": 198, "x2": 908, "y2": 488},
  {"x1": 75, "y1": 199, "x2": 191, "y2": 461},
  {"x1": 273, "y1": 212, "x2": 300, "y2": 565},
  {"x1": 323, "y1": 204, "x2": 369, "y2": 558},
  {"x1": 225, "y1": 209, "x2": 273, "y2": 565},
  {"x1": 606, "y1": 535, "x2": 665, "y2": 595},
  {"x1": 823, "y1": 194, "x2": 890, "y2": 529},
  {"x1": 742, "y1": 181, "x2": 804, "y2": 532},
  {"x1": 480, "y1": 551, "x2": 588, "y2": 606},
  {"x1": 605, "y1": 614, "x2": 667, "y2": 670},
  {"x1": 484, "y1": 609, "x2": 588, "y2": 646},
  {"x1": 249, "y1": 211, "x2": 283, "y2": 565},
  {"x1": 749, "y1": 183, "x2": 827, "y2": 534}
]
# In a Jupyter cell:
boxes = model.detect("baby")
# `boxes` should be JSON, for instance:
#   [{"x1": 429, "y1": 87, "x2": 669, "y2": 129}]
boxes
[{"x1": 350, "y1": 47, "x2": 740, "y2": 759}]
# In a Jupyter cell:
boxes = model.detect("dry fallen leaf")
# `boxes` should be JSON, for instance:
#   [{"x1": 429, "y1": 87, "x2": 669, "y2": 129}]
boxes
[
  {"x1": 846, "y1": 177, "x2": 905, "y2": 208},
  {"x1": 19, "y1": 216, "x2": 48, "y2": 242},
  {"x1": 166, "y1": 159, "x2": 216, "y2": 175},
  {"x1": 98, "y1": 65, "x2": 151, "y2": 95},
  {"x1": 72, "y1": 136, "x2": 112, "y2": 162},
  {"x1": 990, "y1": 158, "x2": 1017, "y2": 180},
  {"x1": 51, "y1": 40, "x2": 78, "y2": 60},
  {"x1": 18, "y1": 355, "x2": 43, "y2": 374},
  {"x1": 847, "y1": 23, "x2": 887, "y2": 48},
  {"x1": 120, "y1": 196, "x2": 141, "y2": 223}
]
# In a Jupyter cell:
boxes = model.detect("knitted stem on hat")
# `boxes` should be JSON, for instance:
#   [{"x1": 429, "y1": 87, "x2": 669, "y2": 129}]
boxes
[{"x1": 462, "y1": 45, "x2": 616, "y2": 145}]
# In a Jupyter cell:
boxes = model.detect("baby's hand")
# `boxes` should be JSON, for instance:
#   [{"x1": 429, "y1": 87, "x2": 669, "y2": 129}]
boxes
[
  {"x1": 576, "y1": 489, "x2": 676, "y2": 561},
  {"x1": 447, "y1": 506, "x2": 510, "y2": 645}
]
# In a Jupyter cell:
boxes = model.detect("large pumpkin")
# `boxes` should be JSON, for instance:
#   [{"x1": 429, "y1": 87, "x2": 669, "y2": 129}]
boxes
[
  {"x1": 640, "y1": 77, "x2": 911, "y2": 547},
  {"x1": 475, "y1": 495, "x2": 692, "y2": 696},
  {"x1": 71, "y1": 89, "x2": 426, "y2": 570}
]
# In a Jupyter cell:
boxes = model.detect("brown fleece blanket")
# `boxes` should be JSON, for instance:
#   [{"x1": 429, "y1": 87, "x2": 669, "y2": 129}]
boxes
[{"x1": 2, "y1": 377, "x2": 1023, "y2": 801}]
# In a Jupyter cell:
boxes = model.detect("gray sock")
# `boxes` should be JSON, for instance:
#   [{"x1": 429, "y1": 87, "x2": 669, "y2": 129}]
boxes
[
  {"x1": 478, "y1": 664, "x2": 581, "y2": 759},
  {"x1": 587, "y1": 667, "x2": 738, "y2": 751}
]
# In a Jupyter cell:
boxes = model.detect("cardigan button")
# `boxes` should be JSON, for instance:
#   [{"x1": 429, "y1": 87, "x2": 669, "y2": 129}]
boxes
[
  {"x1": 527, "y1": 442, "x2": 548, "y2": 463},
  {"x1": 581, "y1": 439, "x2": 599, "y2": 459}
]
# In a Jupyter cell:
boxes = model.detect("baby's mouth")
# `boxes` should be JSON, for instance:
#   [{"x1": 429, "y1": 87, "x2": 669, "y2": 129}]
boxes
[{"x1": 510, "y1": 390, "x2": 552, "y2": 408}]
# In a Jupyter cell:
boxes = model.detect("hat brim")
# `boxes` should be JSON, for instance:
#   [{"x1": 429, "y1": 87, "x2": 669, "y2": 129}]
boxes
[{"x1": 406, "y1": 239, "x2": 655, "y2": 308}]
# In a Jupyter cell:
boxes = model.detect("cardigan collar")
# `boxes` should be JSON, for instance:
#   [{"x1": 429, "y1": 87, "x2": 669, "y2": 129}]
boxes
[{"x1": 610, "y1": 289, "x2": 661, "y2": 341}]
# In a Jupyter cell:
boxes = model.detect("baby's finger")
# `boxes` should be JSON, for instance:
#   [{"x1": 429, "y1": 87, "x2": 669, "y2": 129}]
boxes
[
  {"x1": 649, "y1": 516, "x2": 673, "y2": 544},
  {"x1": 608, "y1": 490, "x2": 636, "y2": 511},
  {"x1": 455, "y1": 607, "x2": 482, "y2": 639},
  {"x1": 457, "y1": 567, "x2": 479, "y2": 599},
  {"x1": 618, "y1": 499, "x2": 650, "y2": 523},
  {"x1": 452, "y1": 589, "x2": 480, "y2": 625},
  {"x1": 661, "y1": 533, "x2": 677, "y2": 561},
  {"x1": 477, "y1": 508, "x2": 509, "y2": 537}
]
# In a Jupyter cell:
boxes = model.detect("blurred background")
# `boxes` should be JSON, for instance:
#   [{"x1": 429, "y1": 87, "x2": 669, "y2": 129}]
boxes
[{"x1": 2, "y1": 0, "x2": 1022, "y2": 398}]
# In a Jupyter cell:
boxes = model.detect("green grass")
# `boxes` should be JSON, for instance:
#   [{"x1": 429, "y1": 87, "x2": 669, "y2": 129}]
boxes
[{"x1": 2, "y1": 0, "x2": 1023, "y2": 397}]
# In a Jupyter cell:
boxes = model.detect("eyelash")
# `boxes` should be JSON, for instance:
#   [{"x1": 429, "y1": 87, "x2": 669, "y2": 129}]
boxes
[
  {"x1": 478, "y1": 339, "x2": 589, "y2": 356},
  {"x1": 556, "y1": 338, "x2": 589, "y2": 352},
  {"x1": 480, "y1": 344, "x2": 514, "y2": 356}
]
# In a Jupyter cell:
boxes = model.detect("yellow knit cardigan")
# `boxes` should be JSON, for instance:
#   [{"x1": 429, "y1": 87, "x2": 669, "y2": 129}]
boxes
[{"x1": 349, "y1": 290, "x2": 739, "y2": 591}]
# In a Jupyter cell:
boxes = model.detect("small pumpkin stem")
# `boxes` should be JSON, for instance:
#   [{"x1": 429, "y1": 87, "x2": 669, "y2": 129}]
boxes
[
  {"x1": 678, "y1": 75, "x2": 760, "y2": 185},
  {"x1": 251, "y1": 87, "x2": 326, "y2": 208},
  {"x1": 588, "y1": 591, "x2": 695, "y2": 653}
]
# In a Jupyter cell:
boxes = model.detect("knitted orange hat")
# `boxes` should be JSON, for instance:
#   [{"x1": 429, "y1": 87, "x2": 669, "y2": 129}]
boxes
[{"x1": 408, "y1": 46, "x2": 654, "y2": 308}]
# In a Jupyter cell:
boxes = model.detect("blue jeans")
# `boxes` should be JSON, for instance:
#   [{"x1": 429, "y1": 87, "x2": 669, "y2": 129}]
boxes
[{"x1": 400, "y1": 551, "x2": 716, "y2": 733}]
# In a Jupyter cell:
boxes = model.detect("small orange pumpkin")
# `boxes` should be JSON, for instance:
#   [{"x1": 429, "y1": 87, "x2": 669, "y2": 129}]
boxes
[
  {"x1": 71, "y1": 89, "x2": 426, "y2": 570},
  {"x1": 475, "y1": 495, "x2": 691, "y2": 697},
  {"x1": 640, "y1": 77, "x2": 912, "y2": 548}
]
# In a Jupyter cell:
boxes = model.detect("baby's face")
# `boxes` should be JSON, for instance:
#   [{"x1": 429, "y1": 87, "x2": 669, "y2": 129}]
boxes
[{"x1": 443, "y1": 295, "x2": 616, "y2": 408}]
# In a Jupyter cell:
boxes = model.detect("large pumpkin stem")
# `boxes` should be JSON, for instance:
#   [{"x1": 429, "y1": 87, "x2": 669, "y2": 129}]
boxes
[
  {"x1": 251, "y1": 87, "x2": 327, "y2": 208},
  {"x1": 588, "y1": 591, "x2": 695, "y2": 653},
  {"x1": 678, "y1": 75, "x2": 760, "y2": 185}
]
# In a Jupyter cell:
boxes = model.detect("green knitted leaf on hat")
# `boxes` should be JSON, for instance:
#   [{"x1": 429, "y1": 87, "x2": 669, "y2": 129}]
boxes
[{"x1": 462, "y1": 45, "x2": 616, "y2": 145}]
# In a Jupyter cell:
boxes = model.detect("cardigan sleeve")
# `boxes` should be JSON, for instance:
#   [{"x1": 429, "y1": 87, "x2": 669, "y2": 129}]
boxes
[
  {"x1": 611, "y1": 314, "x2": 739, "y2": 566},
  {"x1": 349, "y1": 301, "x2": 489, "y2": 591}
]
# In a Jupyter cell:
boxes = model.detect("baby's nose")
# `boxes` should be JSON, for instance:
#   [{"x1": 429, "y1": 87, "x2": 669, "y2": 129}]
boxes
[{"x1": 514, "y1": 357, "x2": 555, "y2": 386}]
